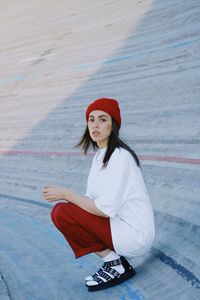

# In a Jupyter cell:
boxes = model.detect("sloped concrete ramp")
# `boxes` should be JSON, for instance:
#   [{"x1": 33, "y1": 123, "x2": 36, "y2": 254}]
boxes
[{"x1": 0, "y1": 0, "x2": 200, "y2": 299}]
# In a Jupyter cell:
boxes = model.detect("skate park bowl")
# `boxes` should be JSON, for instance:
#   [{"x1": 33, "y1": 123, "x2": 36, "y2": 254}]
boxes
[{"x1": 0, "y1": 0, "x2": 200, "y2": 299}]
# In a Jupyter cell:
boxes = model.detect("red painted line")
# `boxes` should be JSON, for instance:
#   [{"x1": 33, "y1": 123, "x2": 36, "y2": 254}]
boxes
[
  {"x1": 0, "y1": 150, "x2": 94, "y2": 157},
  {"x1": 0, "y1": 150, "x2": 199, "y2": 165},
  {"x1": 138, "y1": 155, "x2": 200, "y2": 165}
]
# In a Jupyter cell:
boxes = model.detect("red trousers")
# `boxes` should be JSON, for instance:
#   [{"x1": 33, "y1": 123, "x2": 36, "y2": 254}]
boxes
[{"x1": 51, "y1": 202, "x2": 114, "y2": 258}]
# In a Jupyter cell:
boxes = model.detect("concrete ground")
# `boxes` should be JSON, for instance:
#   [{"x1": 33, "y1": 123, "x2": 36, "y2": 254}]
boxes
[{"x1": 0, "y1": 0, "x2": 200, "y2": 299}]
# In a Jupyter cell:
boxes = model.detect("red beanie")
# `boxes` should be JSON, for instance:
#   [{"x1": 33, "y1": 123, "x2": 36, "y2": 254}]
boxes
[{"x1": 86, "y1": 98, "x2": 121, "y2": 128}]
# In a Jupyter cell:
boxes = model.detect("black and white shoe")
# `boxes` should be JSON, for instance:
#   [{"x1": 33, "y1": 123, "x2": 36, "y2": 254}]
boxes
[{"x1": 85, "y1": 256, "x2": 136, "y2": 292}]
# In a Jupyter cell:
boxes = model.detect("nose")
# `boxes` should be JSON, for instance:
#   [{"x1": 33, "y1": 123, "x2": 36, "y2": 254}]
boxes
[{"x1": 93, "y1": 120, "x2": 99, "y2": 128}]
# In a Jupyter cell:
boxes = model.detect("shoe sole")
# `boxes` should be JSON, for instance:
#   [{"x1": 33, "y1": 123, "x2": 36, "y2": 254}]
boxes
[{"x1": 87, "y1": 268, "x2": 136, "y2": 292}]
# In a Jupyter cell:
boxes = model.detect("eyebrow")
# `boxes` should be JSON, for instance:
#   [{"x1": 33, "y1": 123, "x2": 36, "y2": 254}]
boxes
[{"x1": 89, "y1": 114, "x2": 109, "y2": 118}]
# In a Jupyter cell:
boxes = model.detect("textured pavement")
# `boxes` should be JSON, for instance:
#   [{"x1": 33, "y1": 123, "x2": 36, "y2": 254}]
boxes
[{"x1": 0, "y1": 0, "x2": 200, "y2": 299}]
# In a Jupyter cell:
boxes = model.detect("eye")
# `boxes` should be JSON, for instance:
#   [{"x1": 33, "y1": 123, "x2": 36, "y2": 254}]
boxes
[{"x1": 100, "y1": 118, "x2": 107, "y2": 122}]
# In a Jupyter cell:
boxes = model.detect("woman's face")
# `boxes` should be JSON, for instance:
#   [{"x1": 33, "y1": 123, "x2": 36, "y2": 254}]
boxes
[{"x1": 88, "y1": 110, "x2": 112, "y2": 149}]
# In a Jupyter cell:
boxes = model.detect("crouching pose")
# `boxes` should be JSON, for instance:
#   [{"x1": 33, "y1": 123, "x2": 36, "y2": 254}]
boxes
[{"x1": 43, "y1": 98, "x2": 155, "y2": 292}]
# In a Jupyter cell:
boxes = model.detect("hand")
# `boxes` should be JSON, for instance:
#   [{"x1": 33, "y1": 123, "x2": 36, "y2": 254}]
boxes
[{"x1": 42, "y1": 185, "x2": 67, "y2": 202}]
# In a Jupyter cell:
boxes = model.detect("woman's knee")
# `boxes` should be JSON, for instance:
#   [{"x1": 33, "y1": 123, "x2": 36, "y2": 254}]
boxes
[
  {"x1": 50, "y1": 202, "x2": 75, "y2": 225},
  {"x1": 51, "y1": 202, "x2": 66, "y2": 223}
]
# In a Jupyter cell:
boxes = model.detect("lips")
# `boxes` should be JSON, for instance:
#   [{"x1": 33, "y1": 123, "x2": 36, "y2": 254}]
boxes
[{"x1": 92, "y1": 131, "x2": 100, "y2": 136}]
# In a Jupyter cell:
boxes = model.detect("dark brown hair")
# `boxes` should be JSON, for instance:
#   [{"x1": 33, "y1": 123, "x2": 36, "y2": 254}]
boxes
[{"x1": 76, "y1": 118, "x2": 140, "y2": 167}]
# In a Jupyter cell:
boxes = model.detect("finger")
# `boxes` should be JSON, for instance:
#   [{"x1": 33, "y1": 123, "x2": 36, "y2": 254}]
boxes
[
  {"x1": 43, "y1": 193, "x2": 51, "y2": 199},
  {"x1": 43, "y1": 190, "x2": 50, "y2": 194},
  {"x1": 45, "y1": 194, "x2": 56, "y2": 201},
  {"x1": 45, "y1": 197, "x2": 53, "y2": 202},
  {"x1": 46, "y1": 197, "x2": 56, "y2": 202}
]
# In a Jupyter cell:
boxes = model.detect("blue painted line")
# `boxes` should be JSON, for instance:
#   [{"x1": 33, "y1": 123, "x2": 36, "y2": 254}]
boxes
[
  {"x1": 166, "y1": 38, "x2": 200, "y2": 49},
  {"x1": 0, "y1": 210, "x2": 90, "y2": 267},
  {"x1": 0, "y1": 193, "x2": 52, "y2": 209},
  {"x1": 69, "y1": 64, "x2": 90, "y2": 70},
  {"x1": 152, "y1": 248, "x2": 200, "y2": 290},
  {"x1": 122, "y1": 280, "x2": 144, "y2": 300},
  {"x1": 137, "y1": 49, "x2": 157, "y2": 56},
  {"x1": 1, "y1": 37, "x2": 200, "y2": 83},
  {"x1": 98, "y1": 56, "x2": 133, "y2": 64},
  {"x1": 104, "y1": 279, "x2": 145, "y2": 299},
  {"x1": 26, "y1": 74, "x2": 38, "y2": 78},
  {"x1": 137, "y1": 37, "x2": 200, "y2": 56},
  {"x1": 11, "y1": 77, "x2": 24, "y2": 81},
  {"x1": 0, "y1": 210, "x2": 66, "y2": 248},
  {"x1": 118, "y1": 291, "x2": 127, "y2": 300}
]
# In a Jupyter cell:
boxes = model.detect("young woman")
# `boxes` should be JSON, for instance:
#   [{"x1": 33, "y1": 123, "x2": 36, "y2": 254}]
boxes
[{"x1": 42, "y1": 98, "x2": 155, "y2": 292}]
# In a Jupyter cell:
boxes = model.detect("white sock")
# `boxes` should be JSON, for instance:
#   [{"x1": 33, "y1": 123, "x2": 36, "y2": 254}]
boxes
[
  {"x1": 103, "y1": 251, "x2": 124, "y2": 275},
  {"x1": 102, "y1": 251, "x2": 120, "y2": 262}
]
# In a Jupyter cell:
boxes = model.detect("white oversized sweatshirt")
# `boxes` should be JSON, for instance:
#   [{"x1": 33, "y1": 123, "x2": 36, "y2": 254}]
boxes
[{"x1": 86, "y1": 147, "x2": 155, "y2": 258}]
